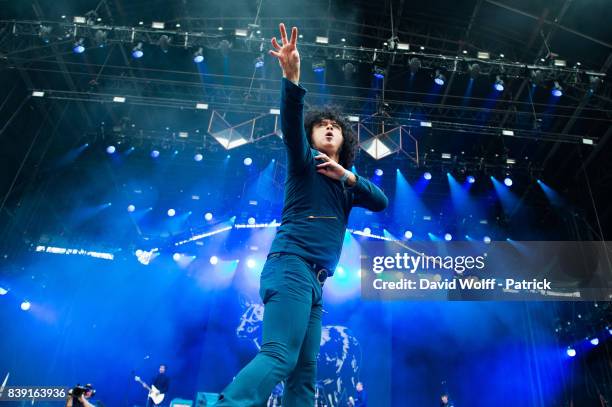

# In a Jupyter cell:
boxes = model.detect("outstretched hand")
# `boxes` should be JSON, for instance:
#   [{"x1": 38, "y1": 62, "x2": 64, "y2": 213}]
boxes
[{"x1": 269, "y1": 23, "x2": 300, "y2": 84}]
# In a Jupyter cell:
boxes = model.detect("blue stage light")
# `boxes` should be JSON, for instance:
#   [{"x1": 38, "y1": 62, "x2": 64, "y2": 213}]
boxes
[
  {"x1": 483, "y1": 236, "x2": 491, "y2": 244},
  {"x1": 73, "y1": 39, "x2": 85, "y2": 54},
  {"x1": 404, "y1": 230, "x2": 413, "y2": 239},
  {"x1": 434, "y1": 70, "x2": 445, "y2": 85},
  {"x1": 375, "y1": 168, "x2": 383, "y2": 176},
  {"x1": 467, "y1": 175, "x2": 476, "y2": 184},
  {"x1": 127, "y1": 204, "x2": 135, "y2": 212},
  {"x1": 254, "y1": 56, "x2": 264, "y2": 69},
  {"x1": 494, "y1": 76, "x2": 504, "y2": 91},
  {"x1": 167, "y1": 208, "x2": 176, "y2": 217},
  {"x1": 246, "y1": 258, "x2": 256, "y2": 268},
  {"x1": 132, "y1": 43, "x2": 144, "y2": 59},
  {"x1": 590, "y1": 337, "x2": 599, "y2": 346},
  {"x1": 444, "y1": 233, "x2": 452, "y2": 241},
  {"x1": 373, "y1": 66, "x2": 385, "y2": 79},
  {"x1": 423, "y1": 172, "x2": 432, "y2": 180},
  {"x1": 21, "y1": 301, "x2": 31, "y2": 311},
  {"x1": 244, "y1": 157, "x2": 253, "y2": 166},
  {"x1": 151, "y1": 150, "x2": 160, "y2": 158},
  {"x1": 247, "y1": 217, "x2": 256, "y2": 225},
  {"x1": 194, "y1": 153, "x2": 203, "y2": 162},
  {"x1": 193, "y1": 48, "x2": 204, "y2": 63},
  {"x1": 204, "y1": 212, "x2": 213, "y2": 221},
  {"x1": 552, "y1": 81, "x2": 563, "y2": 97},
  {"x1": 173, "y1": 253, "x2": 181, "y2": 261},
  {"x1": 0, "y1": 287, "x2": 7, "y2": 295},
  {"x1": 106, "y1": 145, "x2": 116, "y2": 154},
  {"x1": 504, "y1": 177, "x2": 513, "y2": 187},
  {"x1": 209, "y1": 255, "x2": 218, "y2": 265},
  {"x1": 566, "y1": 347, "x2": 576, "y2": 357}
]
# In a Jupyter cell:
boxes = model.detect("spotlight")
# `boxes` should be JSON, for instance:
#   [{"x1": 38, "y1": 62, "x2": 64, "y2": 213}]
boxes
[
  {"x1": 404, "y1": 230, "x2": 413, "y2": 239},
  {"x1": 483, "y1": 236, "x2": 491, "y2": 244},
  {"x1": 246, "y1": 258, "x2": 256, "y2": 268},
  {"x1": 313, "y1": 60, "x2": 326, "y2": 73},
  {"x1": 248, "y1": 217, "x2": 256, "y2": 225},
  {"x1": 209, "y1": 255, "x2": 218, "y2": 265},
  {"x1": 589, "y1": 76, "x2": 602, "y2": 93},
  {"x1": 504, "y1": 177, "x2": 513, "y2": 187},
  {"x1": 20, "y1": 301, "x2": 31, "y2": 311},
  {"x1": 167, "y1": 208, "x2": 176, "y2": 217},
  {"x1": 132, "y1": 43, "x2": 144, "y2": 59},
  {"x1": 590, "y1": 337, "x2": 599, "y2": 346},
  {"x1": 244, "y1": 157, "x2": 253, "y2": 166},
  {"x1": 94, "y1": 30, "x2": 108, "y2": 47},
  {"x1": 494, "y1": 76, "x2": 505, "y2": 91},
  {"x1": 73, "y1": 38, "x2": 85, "y2": 54},
  {"x1": 106, "y1": 145, "x2": 116, "y2": 154},
  {"x1": 127, "y1": 204, "x2": 136, "y2": 212},
  {"x1": 467, "y1": 175, "x2": 476, "y2": 184},
  {"x1": 194, "y1": 153, "x2": 203, "y2": 162},
  {"x1": 219, "y1": 39, "x2": 231, "y2": 57},
  {"x1": 444, "y1": 233, "x2": 452, "y2": 241},
  {"x1": 193, "y1": 47, "x2": 204, "y2": 63},
  {"x1": 0, "y1": 287, "x2": 7, "y2": 295},
  {"x1": 254, "y1": 56, "x2": 264, "y2": 69},
  {"x1": 434, "y1": 70, "x2": 445, "y2": 85},
  {"x1": 342, "y1": 62, "x2": 356, "y2": 80},
  {"x1": 373, "y1": 66, "x2": 386, "y2": 79},
  {"x1": 363, "y1": 227, "x2": 371, "y2": 235},
  {"x1": 173, "y1": 253, "x2": 182, "y2": 261},
  {"x1": 158, "y1": 35, "x2": 171, "y2": 53},
  {"x1": 530, "y1": 70, "x2": 544, "y2": 86},
  {"x1": 204, "y1": 212, "x2": 213, "y2": 221},
  {"x1": 374, "y1": 168, "x2": 383, "y2": 176},
  {"x1": 38, "y1": 25, "x2": 52, "y2": 43},
  {"x1": 423, "y1": 172, "x2": 432, "y2": 180},
  {"x1": 409, "y1": 58, "x2": 421, "y2": 75},
  {"x1": 468, "y1": 63, "x2": 480, "y2": 80},
  {"x1": 566, "y1": 347, "x2": 576, "y2": 357},
  {"x1": 151, "y1": 150, "x2": 160, "y2": 158},
  {"x1": 552, "y1": 81, "x2": 563, "y2": 97}
]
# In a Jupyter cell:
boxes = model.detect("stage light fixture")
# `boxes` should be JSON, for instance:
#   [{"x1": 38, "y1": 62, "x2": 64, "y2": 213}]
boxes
[
  {"x1": 552, "y1": 81, "x2": 563, "y2": 97},
  {"x1": 373, "y1": 66, "x2": 386, "y2": 79},
  {"x1": 313, "y1": 60, "x2": 326, "y2": 73},
  {"x1": 132, "y1": 42, "x2": 144, "y2": 59},
  {"x1": 409, "y1": 57, "x2": 421, "y2": 75},
  {"x1": 72, "y1": 38, "x2": 85, "y2": 53},
  {"x1": 434, "y1": 70, "x2": 445, "y2": 85},
  {"x1": 494, "y1": 76, "x2": 505, "y2": 91},
  {"x1": 158, "y1": 35, "x2": 171, "y2": 53},
  {"x1": 193, "y1": 48, "x2": 204, "y2": 63}
]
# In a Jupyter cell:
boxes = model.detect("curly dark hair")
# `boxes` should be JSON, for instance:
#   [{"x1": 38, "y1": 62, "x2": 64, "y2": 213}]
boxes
[{"x1": 304, "y1": 107, "x2": 358, "y2": 169}]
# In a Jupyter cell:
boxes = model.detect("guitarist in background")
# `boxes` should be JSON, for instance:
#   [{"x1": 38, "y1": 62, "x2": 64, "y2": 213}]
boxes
[{"x1": 145, "y1": 364, "x2": 170, "y2": 407}]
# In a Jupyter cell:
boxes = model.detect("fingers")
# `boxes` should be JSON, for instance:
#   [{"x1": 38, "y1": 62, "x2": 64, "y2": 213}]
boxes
[
  {"x1": 316, "y1": 162, "x2": 333, "y2": 168},
  {"x1": 290, "y1": 26, "x2": 298, "y2": 46},
  {"x1": 271, "y1": 37, "x2": 281, "y2": 51},
  {"x1": 279, "y1": 23, "x2": 288, "y2": 45},
  {"x1": 268, "y1": 50, "x2": 281, "y2": 58}
]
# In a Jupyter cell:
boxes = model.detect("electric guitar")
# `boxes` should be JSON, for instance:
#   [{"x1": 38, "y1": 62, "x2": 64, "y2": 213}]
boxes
[{"x1": 134, "y1": 376, "x2": 165, "y2": 405}]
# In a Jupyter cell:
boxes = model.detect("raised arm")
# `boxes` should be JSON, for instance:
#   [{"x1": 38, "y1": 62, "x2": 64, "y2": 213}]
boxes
[
  {"x1": 347, "y1": 173, "x2": 389, "y2": 212},
  {"x1": 270, "y1": 23, "x2": 312, "y2": 173}
]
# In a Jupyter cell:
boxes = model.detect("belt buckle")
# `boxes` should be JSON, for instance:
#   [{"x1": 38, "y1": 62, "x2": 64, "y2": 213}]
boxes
[{"x1": 316, "y1": 268, "x2": 328, "y2": 286}]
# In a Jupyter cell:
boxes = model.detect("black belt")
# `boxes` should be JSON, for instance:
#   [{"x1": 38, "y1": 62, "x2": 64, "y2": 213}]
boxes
[{"x1": 267, "y1": 252, "x2": 328, "y2": 286}]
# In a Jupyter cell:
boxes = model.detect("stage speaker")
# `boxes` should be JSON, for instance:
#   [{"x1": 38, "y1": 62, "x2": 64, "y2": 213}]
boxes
[
  {"x1": 194, "y1": 392, "x2": 219, "y2": 406},
  {"x1": 170, "y1": 399, "x2": 193, "y2": 407}
]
